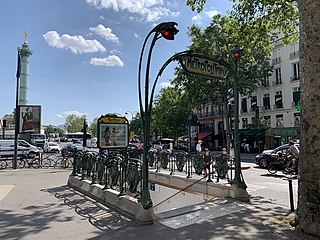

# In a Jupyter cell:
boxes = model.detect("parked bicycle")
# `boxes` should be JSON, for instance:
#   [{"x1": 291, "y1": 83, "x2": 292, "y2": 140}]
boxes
[
  {"x1": 0, "y1": 159, "x2": 8, "y2": 170},
  {"x1": 17, "y1": 156, "x2": 40, "y2": 169}
]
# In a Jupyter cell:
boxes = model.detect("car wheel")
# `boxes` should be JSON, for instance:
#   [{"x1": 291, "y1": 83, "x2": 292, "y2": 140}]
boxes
[{"x1": 259, "y1": 158, "x2": 268, "y2": 168}]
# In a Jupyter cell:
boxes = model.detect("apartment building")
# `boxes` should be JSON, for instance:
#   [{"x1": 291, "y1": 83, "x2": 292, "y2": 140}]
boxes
[{"x1": 197, "y1": 40, "x2": 301, "y2": 151}]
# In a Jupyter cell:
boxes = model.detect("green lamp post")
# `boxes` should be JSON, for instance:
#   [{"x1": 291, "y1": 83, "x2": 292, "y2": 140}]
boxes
[
  {"x1": 230, "y1": 46, "x2": 247, "y2": 189},
  {"x1": 138, "y1": 22, "x2": 179, "y2": 210}
]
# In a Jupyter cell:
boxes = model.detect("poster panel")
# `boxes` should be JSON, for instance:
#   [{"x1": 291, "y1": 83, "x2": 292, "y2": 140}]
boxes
[
  {"x1": 19, "y1": 105, "x2": 41, "y2": 133},
  {"x1": 99, "y1": 123, "x2": 128, "y2": 148}
]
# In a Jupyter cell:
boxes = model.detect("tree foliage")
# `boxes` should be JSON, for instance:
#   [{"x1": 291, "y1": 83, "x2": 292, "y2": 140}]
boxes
[
  {"x1": 44, "y1": 125, "x2": 64, "y2": 138},
  {"x1": 129, "y1": 112, "x2": 142, "y2": 134},
  {"x1": 88, "y1": 117, "x2": 98, "y2": 137},
  {"x1": 64, "y1": 114, "x2": 86, "y2": 133},
  {"x1": 185, "y1": 0, "x2": 299, "y2": 47},
  {"x1": 152, "y1": 86, "x2": 192, "y2": 139}
]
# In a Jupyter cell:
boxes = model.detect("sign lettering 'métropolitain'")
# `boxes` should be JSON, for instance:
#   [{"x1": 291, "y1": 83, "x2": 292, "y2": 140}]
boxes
[
  {"x1": 100, "y1": 117, "x2": 127, "y2": 124},
  {"x1": 181, "y1": 55, "x2": 228, "y2": 79}
]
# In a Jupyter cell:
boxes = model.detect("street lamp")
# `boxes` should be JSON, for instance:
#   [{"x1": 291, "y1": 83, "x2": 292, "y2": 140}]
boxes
[
  {"x1": 125, "y1": 111, "x2": 138, "y2": 121},
  {"x1": 230, "y1": 46, "x2": 247, "y2": 189},
  {"x1": 138, "y1": 22, "x2": 179, "y2": 210}
]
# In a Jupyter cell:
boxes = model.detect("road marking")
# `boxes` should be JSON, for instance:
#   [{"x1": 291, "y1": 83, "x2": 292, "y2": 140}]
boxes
[{"x1": 0, "y1": 185, "x2": 14, "y2": 202}]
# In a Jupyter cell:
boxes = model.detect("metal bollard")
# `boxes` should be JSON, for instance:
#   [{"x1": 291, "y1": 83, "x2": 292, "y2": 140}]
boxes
[
  {"x1": 288, "y1": 177, "x2": 295, "y2": 212},
  {"x1": 71, "y1": 147, "x2": 77, "y2": 176}
]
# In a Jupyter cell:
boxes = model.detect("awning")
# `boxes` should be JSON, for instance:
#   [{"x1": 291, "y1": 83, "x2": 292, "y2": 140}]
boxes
[{"x1": 198, "y1": 132, "x2": 213, "y2": 140}]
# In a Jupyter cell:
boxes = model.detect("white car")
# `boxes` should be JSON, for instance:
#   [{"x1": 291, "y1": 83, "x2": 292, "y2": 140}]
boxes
[{"x1": 44, "y1": 142, "x2": 61, "y2": 153}]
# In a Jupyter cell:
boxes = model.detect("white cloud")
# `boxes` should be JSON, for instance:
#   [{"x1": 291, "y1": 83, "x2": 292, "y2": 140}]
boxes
[
  {"x1": 89, "y1": 24, "x2": 120, "y2": 42},
  {"x1": 86, "y1": 0, "x2": 179, "y2": 22},
  {"x1": 99, "y1": 15, "x2": 105, "y2": 20},
  {"x1": 159, "y1": 81, "x2": 172, "y2": 88},
  {"x1": 134, "y1": 32, "x2": 140, "y2": 39},
  {"x1": 55, "y1": 111, "x2": 87, "y2": 119},
  {"x1": 55, "y1": 114, "x2": 64, "y2": 119},
  {"x1": 63, "y1": 111, "x2": 87, "y2": 117},
  {"x1": 43, "y1": 31, "x2": 106, "y2": 54},
  {"x1": 205, "y1": 8, "x2": 220, "y2": 18},
  {"x1": 192, "y1": 15, "x2": 202, "y2": 24},
  {"x1": 90, "y1": 55, "x2": 124, "y2": 67}
]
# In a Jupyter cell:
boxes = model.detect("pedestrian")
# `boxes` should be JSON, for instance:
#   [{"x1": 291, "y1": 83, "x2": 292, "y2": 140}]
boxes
[
  {"x1": 245, "y1": 143, "x2": 250, "y2": 153},
  {"x1": 216, "y1": 148, "x2": 230, "y2": 181},
  {"x1": 202, "y1": 148, "x2": 211, "y2": 175},
  {"x1": 286, "y1": 140, "x2": 299, "y2": 170},
  {"x1": 196, "y1": 140, "x2": 202, "y2": 154}
]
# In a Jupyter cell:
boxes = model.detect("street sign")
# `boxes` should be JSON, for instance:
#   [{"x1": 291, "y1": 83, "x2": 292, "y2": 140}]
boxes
[{"x1": 179, "y1": 54, "x2": 229, "y2": 80}]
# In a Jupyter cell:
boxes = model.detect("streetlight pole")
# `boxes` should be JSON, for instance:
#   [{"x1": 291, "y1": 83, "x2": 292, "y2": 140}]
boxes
[
  {"x1": 231, "y1": 46, "x2": 247, "y2": 189},
  {"x1": 138, "y1": 22, "x2": 179, "y2": 210},
  {"x1": 125, "y1": 111, "x2": 137, "y2": 121}
]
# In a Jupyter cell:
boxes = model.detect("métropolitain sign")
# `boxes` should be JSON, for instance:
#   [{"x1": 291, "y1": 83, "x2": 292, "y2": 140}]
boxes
[{"x1": 178, "y1": 53, "x2": 229, "y2": 80}]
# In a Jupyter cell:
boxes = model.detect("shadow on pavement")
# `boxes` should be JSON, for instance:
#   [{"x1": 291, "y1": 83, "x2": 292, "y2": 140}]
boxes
[{"x1": 43, "y1": 186, "x2": 136, "y2": 231}]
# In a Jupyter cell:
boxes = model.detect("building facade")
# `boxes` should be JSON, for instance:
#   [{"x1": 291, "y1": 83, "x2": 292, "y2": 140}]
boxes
[{"x1": 196, "y1": 40, "x2": 300, "y2": 152}]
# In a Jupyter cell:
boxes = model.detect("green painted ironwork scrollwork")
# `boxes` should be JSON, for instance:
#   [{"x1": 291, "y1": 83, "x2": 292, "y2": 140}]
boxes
[{"x1": 127, "y1": 159, "x2": 141, "y2": 193}]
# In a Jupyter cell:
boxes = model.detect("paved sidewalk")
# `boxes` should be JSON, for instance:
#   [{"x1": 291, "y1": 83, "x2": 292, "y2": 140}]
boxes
[{"x1": 0, "y1": 168, "x2": 312, "y2": 240}]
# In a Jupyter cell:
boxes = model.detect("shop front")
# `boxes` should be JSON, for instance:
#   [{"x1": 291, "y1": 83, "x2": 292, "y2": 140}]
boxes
[{"x1": 266, "y1": 127, "x2": 300, "y2": 149}]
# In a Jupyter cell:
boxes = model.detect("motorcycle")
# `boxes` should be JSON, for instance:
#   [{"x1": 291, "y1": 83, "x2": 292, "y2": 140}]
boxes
[{"x1": 267, "y1": 152, "x2": 298, "y2": 175}]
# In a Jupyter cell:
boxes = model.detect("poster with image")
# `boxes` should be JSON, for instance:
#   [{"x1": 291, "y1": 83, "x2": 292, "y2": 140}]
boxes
[
  {"x1": 99, "y1": 123, "x2": 129, "y2": 148},
  {"x1": 97, "y1": 114, "x2": 129, "y2": 149},
  {"x1": 19, "y1": 105, "x2": 41, "y2": 133}
]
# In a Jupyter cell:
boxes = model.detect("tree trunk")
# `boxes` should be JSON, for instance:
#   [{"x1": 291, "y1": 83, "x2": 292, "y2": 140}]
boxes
[{"x1": 297, "y1": 0, "x2": 320, "y2": 237}]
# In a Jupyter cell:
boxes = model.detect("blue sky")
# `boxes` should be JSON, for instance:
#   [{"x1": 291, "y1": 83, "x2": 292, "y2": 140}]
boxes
[{"x1": 1, "y1": 0, "x2": 233, "y2": 126}]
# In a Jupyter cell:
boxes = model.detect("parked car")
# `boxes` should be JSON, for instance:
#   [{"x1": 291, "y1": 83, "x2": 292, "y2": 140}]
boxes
[
  {"x1": 0, "y1": 139, "x2": 40, "y2": 158},
  {"x1": 44, "y1": 142, "x2": 61, "y2": 153},
  {"x1": 61, "y1": 143, "x2": 83, "y2": 157},
  {"x1": 255, "y1": 143, "x2": 300, "y2": 168}
]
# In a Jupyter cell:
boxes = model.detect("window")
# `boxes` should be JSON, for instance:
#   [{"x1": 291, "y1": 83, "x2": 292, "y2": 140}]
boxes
[
  {"x1": 291, "y1": 62, "x2": 300, "y2": 81},
  {"x1": 275, "y1": 91, "x2": 283, "y2": 109},
  {"x1": 272, "y1": 49, "x2": 281, "y2": 64},
  {"x1": 261, "y1": 76, "x2": 270, "y2": 87},
  {"x1": 242, "y1": 118, "x2": 248, "y2": 128},
  {"x1": 294, "y1": 113, "x2": 300, "y2": 127},
  {"x1": 290, "y1": 43, "x2": 299, "y2": 59},
  {"x1": 264, "y1": 116, "x2": 271, "y2": 126},
  {"x1": 251, "y1": 96, "x2": 257, "y2": 112},
  {"x1": 241, "y1": 98, "x2": 248, "y2": 113},
  {"x1": 275, "y1": 68, "x2": 282, "y2": 85},
  {"x1": 263, "y1": 94, "x2": 270, "y2": 110},
  {"x1": 276, "y1": 114, "x2": 284, "y2": 127},
  {"x1": 293, "y1": 87, "x2": 301, "y2": 106}
]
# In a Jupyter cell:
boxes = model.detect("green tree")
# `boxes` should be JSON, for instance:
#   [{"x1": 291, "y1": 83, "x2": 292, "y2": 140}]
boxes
[
  {"x1": 173, "y1": 14, "x2": 273, "y2": 149},
  {"x1": 65, "y1": 114, "x2": 86, "y2": 133},
  {"x1": 152, "y1": 86, "x2": 192, "y2": 139},
  {"x1": 88, "y1": 117, "x2": 98, "y2": 137},
  {"x1": 44, "y1": 125, "x2": 64, "y2": 138},
  {"x1": 129, "y1": 113, "x2": 142, "y2": 133}
]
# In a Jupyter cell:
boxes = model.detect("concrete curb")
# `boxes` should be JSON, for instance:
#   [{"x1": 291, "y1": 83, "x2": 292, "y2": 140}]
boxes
[{"x1": 67, "y1": 175, "x2": 155, "y2": 224}]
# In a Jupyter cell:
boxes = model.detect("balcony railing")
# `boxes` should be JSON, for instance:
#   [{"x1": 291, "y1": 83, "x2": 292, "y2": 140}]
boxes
[
  {"x1": 290, "y1": 76, "x2": 300, "y2": 82},
  {"x1": 290, "y1": 51, "x2": 300, "y2": 59},
  {"x1": 272, "y1": 57, "x2": 281, "y2": 65},
  {"x1": 272, "y1": 80, "x2": 282, "y2": 86}
]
